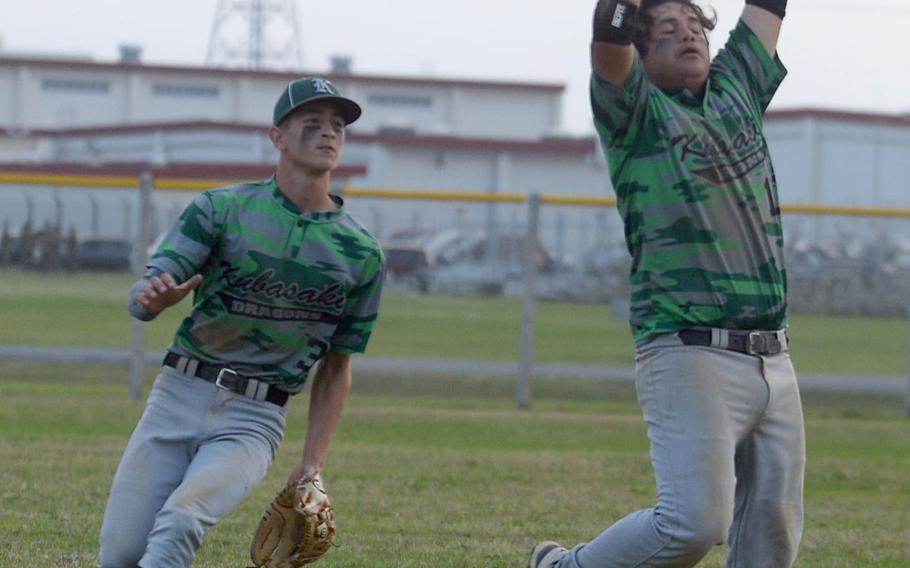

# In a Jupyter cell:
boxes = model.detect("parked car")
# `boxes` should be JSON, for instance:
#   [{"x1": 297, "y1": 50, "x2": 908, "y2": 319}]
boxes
[
  {"x1": 77, "y1": 238, "x2": 133, "y2": 271},
  {"x1": 382, "y1": 244, "x2": 430, "y2": 293}
]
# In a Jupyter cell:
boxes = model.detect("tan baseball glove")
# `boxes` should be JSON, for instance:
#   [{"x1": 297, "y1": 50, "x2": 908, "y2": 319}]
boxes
[{"x1": 250, "y1": 474, "x2": 336, "y2": 567}]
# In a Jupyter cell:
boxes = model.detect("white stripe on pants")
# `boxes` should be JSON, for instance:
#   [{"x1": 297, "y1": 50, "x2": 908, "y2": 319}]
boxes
[
  {"x1": 558, "y1": 333, "x2": 805, "y2": 568},
  {"x1": 99, "y1": 366, "x2": 286, "y2": 567}
]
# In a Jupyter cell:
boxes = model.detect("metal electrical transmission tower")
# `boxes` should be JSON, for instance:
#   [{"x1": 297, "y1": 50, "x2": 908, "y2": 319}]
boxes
[{"x1": 206, "y1": 0, "x2": 303, "y2": 70}]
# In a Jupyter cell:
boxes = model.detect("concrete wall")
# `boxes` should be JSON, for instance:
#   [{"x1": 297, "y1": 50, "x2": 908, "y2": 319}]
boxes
[
  {"x1": 0, "y1": 57, "x2": 564, "y2": 140},
  {"x1": 767, "y1": 115, "x2": 910, "y2": 208}
]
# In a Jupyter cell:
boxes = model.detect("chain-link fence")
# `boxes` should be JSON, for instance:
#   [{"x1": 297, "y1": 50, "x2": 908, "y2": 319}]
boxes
[
  {"x1": 4, "y1": 175, "x2": 909, "y2": 318},
  {"x1": 2, "y1": 171, "x2": 910, "y2": 410}
]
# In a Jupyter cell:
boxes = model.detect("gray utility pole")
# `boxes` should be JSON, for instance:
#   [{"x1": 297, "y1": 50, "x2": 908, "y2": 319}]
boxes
[
  {"x1": 517, "y1": 194, "x2": 542, "y2": 410},
  {"x1": 129, "y1": 172, "x2": 154, "y2": 401},
  {"x1": 206, "y1": 0, "x2": 303, "y2": 70}
]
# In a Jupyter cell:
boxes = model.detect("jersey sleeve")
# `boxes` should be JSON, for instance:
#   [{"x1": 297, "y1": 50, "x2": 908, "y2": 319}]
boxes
[
  {"x1": 330, "y1": 250, "x2": 385, "y2": 355},
  {"x1": 147, "y1": 191, "x2": 223, "y2": 283},
  {"x1": 127, "y1": 267, "x2": 165, "y2": 321},
  {"x1": 712, "y1": 20, "x2": 787, "y2": 116},
  {"x1": 590, "y1": 55, "x2": 650, "y2": 148}
]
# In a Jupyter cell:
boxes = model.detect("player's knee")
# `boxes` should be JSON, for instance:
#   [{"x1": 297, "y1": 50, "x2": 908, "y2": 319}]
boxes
[
  {"x1": 683, "y1": 492, "x2": 733, "y2": 545},
  {"x1": 147, "y1": 505, "x2": 209, "y2": 556},
  {"x1": 99, "y1": 540, "x2": 144, "y2": 568},
  {"x1": 756, "y1": 498, "x2": 803, "y2": 548},
  {"x1": 765, "y1": 497, "x2": 801, "y2": 523},
  {"x1": 142, "y1": 506, "x2": 213, "y2": 567},
  {"x1": 100, "y1": 522, "x2": 146, "y2": 568},
  {"x1": 683, "y1": 515, "x2": 729, "y2": 553},
  {"x1": 655, "y1": 507, "x2": 731, "y2": 559}
]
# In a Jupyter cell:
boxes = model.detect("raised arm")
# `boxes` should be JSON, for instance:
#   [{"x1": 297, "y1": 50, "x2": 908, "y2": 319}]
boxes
[
  {"x1": 742, "y1": 0, "x2": 786, "y2": 56},
  {"x1": 591, "y1": 0, "x2": 642, "y2": 85}
]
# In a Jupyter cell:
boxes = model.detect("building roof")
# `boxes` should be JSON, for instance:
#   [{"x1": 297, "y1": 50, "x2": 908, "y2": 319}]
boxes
[
  {"x1": 767, "y1": 107, "x2": 910, "y2": 128},
  {"x1": 0, "y1": 55, "x2": 565, "y2": 93},
  {"x1": 12, "y1": 121, "x2": 266, "y2": 137},
  {"x1": 3, "y1": 107, "x2": 906, "y2": 165},
  {"x1": 2, "y1": 120, "x2": 599, "y2": 156},
  {"x1": 357, "y1": 130, "x2": 598, "y2": 155},
  {"x1": 0, "y1": 161, "x2": 366, "y2": 180}
]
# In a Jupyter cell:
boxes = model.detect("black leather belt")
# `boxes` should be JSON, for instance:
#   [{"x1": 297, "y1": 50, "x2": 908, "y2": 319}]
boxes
[
  {"x1": 678, "y1": 328, "x2": 788, "y2": 356},
  {"x1": 163, "y1": 352, "x2": 289, "y2": 406}
]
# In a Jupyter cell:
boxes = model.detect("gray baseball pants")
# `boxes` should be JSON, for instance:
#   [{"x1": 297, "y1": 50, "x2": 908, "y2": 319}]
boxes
[
  {"x1": 99, "y1": 366, "x2": 286, "y2": 567},
  {"x1": 557, "y1": 333, "x2": 805, "y2": 568}
]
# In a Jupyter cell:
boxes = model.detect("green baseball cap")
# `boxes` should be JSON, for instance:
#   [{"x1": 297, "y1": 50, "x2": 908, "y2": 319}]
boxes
[{"x1": 272, "y1": 77, "x2": 362, "y2": 126}]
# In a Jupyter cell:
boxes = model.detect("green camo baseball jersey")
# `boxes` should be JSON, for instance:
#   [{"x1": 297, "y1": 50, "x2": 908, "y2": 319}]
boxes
[
  {"x1": 591, "y1": 21, "x2": 788, "y2": 344},
  {"x1": 144, "y1": 177, "x2": 384, "y2": 392}
]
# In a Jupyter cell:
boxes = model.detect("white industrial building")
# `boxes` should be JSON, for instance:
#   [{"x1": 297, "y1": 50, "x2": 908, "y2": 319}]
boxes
[
  {"x1": 1, "y1": 54, "x2": 909, "y2": 270},
  {"x1": 0, "y1": 55, "x2": 564, "y2": 139}
]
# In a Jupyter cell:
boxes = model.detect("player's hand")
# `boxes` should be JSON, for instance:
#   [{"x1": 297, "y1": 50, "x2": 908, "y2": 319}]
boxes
[
  {"x1": 137, "y1": 272, "x2": 203, "y2": 315},
  {"x1": 287, "y1": 465, "x2": 329, "y2": 514}
]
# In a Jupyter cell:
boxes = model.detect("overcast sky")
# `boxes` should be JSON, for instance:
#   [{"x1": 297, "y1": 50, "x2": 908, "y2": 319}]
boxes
[{"x1": 2, "y1": 0, "x2": 908, "y2": 135}]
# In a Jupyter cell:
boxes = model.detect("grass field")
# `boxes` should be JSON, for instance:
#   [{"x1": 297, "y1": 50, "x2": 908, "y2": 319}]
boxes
[
  {"x1": 2, "y1": 364, "x2": 909, "y2": 567},
  {"x1": 1, "y1": 268, "x2": 910, "y2": 377},
  {"x1": 2, "y1": 268, "x2": 910, "y2": 567}
]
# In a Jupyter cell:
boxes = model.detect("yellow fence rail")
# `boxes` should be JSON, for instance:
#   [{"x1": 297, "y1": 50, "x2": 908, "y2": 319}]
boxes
[{"x1": 4, "y1": 171, "x2": 910, "y2": 218}]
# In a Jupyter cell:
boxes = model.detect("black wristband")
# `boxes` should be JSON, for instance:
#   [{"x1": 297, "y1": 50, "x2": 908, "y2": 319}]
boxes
[
  {"x1": 745, "y1": 0, "x2": 786, "y2": 19},
  {"x1": 593, "y1": 0, "x2": 639, "y2": 45}
]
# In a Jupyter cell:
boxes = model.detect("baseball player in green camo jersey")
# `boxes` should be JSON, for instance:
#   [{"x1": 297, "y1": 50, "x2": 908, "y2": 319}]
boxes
[
  {"x1": 529, "y1": 1, "x2": 803, "y2": 567},
  {"x1": 99, "y1": 77, "x2": 385, "y2": 567}
]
